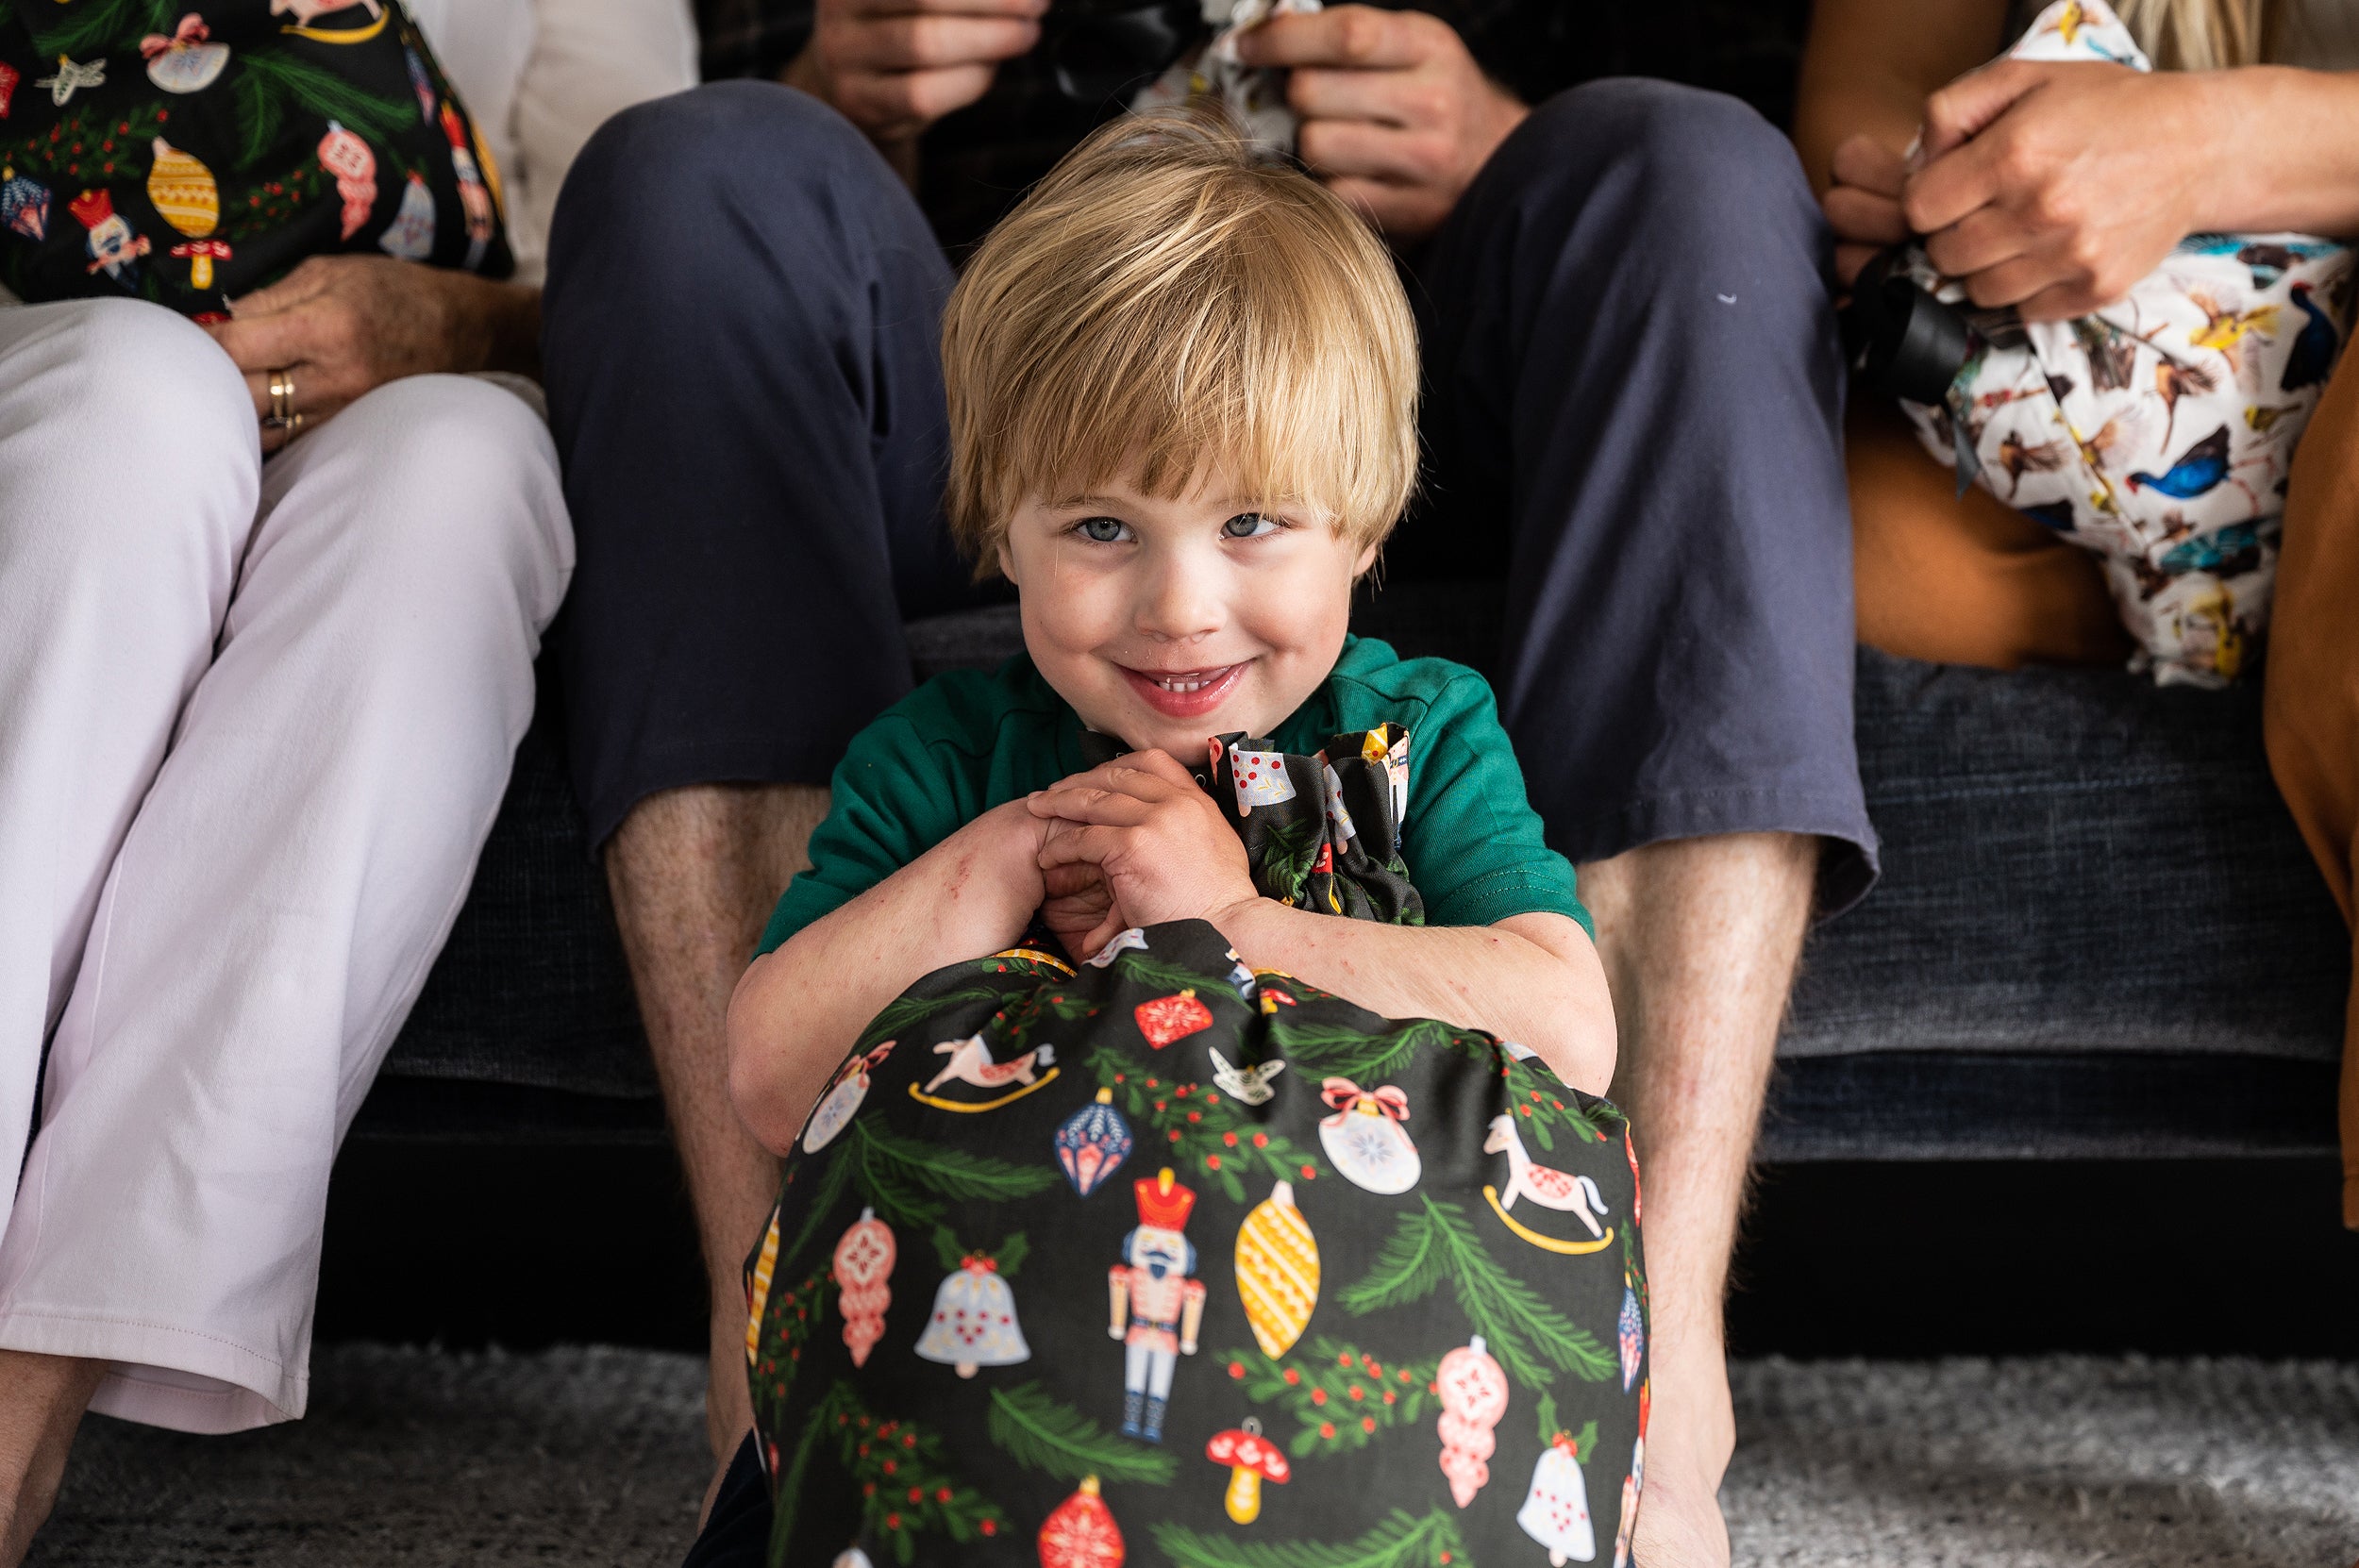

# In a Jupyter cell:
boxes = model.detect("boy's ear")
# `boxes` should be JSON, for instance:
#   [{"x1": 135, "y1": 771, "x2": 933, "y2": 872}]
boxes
[
  {"x1": 1352, "y1": 541, "x2": 1380, "y2": 578},
  {"x1": 996, "y1": 535, "x2": 1018, "y2": 585}
]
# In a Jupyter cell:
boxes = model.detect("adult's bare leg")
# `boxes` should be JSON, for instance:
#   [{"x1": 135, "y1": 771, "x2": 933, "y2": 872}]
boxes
[
  {"x1": 606, "y1": 780, "x2": 830, "y2": 1472},
  {"x1": 0, "y1": 1352, "x2": 106, "y2": 1567},
  {"x1": 1581, "y1": 831, "x2": 1816, "y2": 1568}
]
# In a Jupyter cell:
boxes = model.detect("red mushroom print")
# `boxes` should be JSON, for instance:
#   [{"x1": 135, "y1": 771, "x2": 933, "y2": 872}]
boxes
[
  {"x1": 169, "y1": 237, "x2": 228, "y2": 290},
  {"x1": 1205, "y1": 1417, "x2": 1290, "y2": 1524}
]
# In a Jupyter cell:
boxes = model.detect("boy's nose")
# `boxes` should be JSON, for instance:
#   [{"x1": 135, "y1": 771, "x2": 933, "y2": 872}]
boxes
[{"x1": 1133, "y1": 553, "x2": 1224, "y2": 642}]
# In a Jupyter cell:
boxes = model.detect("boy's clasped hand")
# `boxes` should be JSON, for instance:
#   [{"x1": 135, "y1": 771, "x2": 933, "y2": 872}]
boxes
[{"x1": 1028, "y1": 751, "x2": 1260, "y2": 964}]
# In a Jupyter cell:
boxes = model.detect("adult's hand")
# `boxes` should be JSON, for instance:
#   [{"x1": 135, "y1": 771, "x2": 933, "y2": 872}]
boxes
[
  {"x1": 782, "y1": 0, "x2": 1046, "y2": 154},
  {"x1": 1822, "y1": 132, "x2": 1912, "y2": 289},
  {"x1": 1900, "y1": 58, "x2": 2220, "y2": 320},
  {"x1": 205, "y1": 255, "x2": 540, "y2": 453},
  {"x1": 1233, "y1": 4, "x2": 1526, "y2": 242}
]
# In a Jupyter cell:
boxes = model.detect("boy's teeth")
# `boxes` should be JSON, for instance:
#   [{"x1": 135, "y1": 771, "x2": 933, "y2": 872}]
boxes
[{"x1": 1154, "y1": 672, "x2": 1219, "y2": 692}]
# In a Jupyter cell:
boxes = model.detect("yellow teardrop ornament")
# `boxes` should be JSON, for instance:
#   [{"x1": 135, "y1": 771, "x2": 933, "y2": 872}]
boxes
[
  {"x1": 145, "y1": 137, "x2": 217, "y2": 238},
  {"x1": 1233, "y1": 1178, "x2": 1319, "y2": 1358}
]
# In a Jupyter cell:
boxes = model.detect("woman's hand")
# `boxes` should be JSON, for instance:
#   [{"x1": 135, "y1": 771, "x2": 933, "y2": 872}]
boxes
[
  {"x1": 1823, "y1": 132, "x2": 1914, "y2": 288},
  {"x1": 204, "y1": 256, "x2": 540, "y2": 453},
  {"x1": 1900, "y1": 58, "x2": 2223, "y2": 320},
  {"x1": 1028, "y1": 750, "x2": 1259, "y2": 959},
  {"x1": 782, "y1": 0, "x2": 1045, "y2": 158},
  {"x1": 1233, "y1": 5, "x2": 1526, "y2": 242}
]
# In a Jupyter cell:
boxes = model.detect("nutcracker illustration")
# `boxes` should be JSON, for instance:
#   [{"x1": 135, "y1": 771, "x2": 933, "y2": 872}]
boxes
[
  {"x1": 1434, "y1": 1335, "x2": 1509, "y2": 1507},
  {"x1": 1107, "y1": 1168, "x2": 1207, "y2": 1443},
  {"x1": 317, "y1": 121, "x2": 376, "y2": 240},
  {"x1": 69, "y1": 190, "x2": 148, "y2": 284},
  {"x1": 439, "y1": 101, "x2": 493, "y2": 269},
  {"x1": 832, "y1": 1207, "x2": 895, "y2": 1368},
  {"x1": 1317, "y1": 1077, "x2": 1420, "y2": 1193}
]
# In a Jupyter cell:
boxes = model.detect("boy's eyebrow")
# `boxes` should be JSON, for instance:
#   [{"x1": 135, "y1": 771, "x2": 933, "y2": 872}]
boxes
[{"x1": 1044, "y1": 492, "x2": 1267, "y2": 510}]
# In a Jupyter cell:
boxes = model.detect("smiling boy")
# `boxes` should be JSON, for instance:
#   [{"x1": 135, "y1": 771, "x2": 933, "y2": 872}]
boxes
[{"x1": 726, "y1": 110, "x2": 1614, "y2": 1160}]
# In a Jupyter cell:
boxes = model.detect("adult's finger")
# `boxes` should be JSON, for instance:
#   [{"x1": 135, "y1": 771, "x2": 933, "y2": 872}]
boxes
[
  {"x1": 1285, "y1": 62, "x2": 1420, "y2": 126},
  {"x1": 836, "y1": 0, "x2": 1046, "y2": 16},
  {"x1": 209, "y1": 309, "x2": 330, "y2": 374},
  {"x1": 1297, "y1": 116, "x2": 1441, "y2": 185},
  {"x1": 220, "y1": 254, "x2": 334, "y2": 321},
  {"x1": 833, "y1": 11, "x2": 1037, "y2": 70},
  {"x1": 1232, "y1": 6, "x2": 1429, "y2": 70},
  {"x1": 1902, "y1": 125, "x2": 2021, "y2": 239},
  {"x1": 1921, "y1": 203, "x2": 2034, "y2": 279},
  {"x1": 833, "y1": 60, "x2": 997, "y2": 129},
  {"x1": 1916, "y1": 57, "x2": 2045, "y2": 162},
  {"x1": 1822, "y1": 186, "x2": 1909, "y2": 248},
  {"x1": 1956, "y1": 252, "x2": 2067, "y2": 311},
  {"x1": 1828, "y1": 132, "x2": 1908, "y2": 199}
]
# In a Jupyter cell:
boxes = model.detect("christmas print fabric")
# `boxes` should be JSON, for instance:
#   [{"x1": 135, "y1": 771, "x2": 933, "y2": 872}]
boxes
[
  {"x1": 0, "y1": 0, "x2": 510, "y2": 315},
  {"x1": 744, "y1": 729, "x2": 1646, "y2": 1567},
  {"x1": 1893, "y1": 0, "x2": 2352, "y2": 687}
]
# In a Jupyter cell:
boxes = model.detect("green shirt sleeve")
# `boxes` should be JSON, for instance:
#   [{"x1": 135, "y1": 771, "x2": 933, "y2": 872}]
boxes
[
  {"x1": 1395, "y1": 668, "x2": 1592, "y2": 939},
  {"x1": 753, "y1": 710, "x2": 974, "y2": 959}
]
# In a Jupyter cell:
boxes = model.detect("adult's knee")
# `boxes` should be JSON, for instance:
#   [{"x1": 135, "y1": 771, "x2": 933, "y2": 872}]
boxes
[
  {"x1": 549, "y1": 81, "x2": 903, "y2": 287},
  {"x1": 1490, "y1": 79, "x2": 1817, "y2": 244},
  {"x1": 0, "y1": 299, "x2": 259, "y2": 571},
  {"x1": 309, "y1": 375, "x2": 570, "y2": 629}
]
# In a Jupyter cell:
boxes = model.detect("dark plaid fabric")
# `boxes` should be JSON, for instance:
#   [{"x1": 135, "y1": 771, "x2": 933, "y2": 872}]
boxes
[{"x1": 688, "y1": 0, "x2": 1812, "y2": 254}]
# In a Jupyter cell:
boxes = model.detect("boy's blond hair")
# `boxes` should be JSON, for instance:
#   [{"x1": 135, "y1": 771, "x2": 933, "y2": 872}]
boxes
[{"x1": 942, "y1": 108, "x2": 1419, "y2": 575}]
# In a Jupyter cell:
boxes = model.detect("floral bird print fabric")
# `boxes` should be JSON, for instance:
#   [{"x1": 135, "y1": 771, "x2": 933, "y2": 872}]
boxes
[
  {"x1": 1894, "y1": 0, "x2": 2352, "y2": 687},
  {"x1": 743, "y1": 728, "x2": 1648, "y2": 1567}
]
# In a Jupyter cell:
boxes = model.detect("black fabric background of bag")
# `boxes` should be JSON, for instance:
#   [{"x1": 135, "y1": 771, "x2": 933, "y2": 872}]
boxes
[
  {"x1": 745, "y1": 740, "x2": 1646, "y2": 1566},
  {"x1": 0, "y1": 0, "x2": 510, "y2": 312}
]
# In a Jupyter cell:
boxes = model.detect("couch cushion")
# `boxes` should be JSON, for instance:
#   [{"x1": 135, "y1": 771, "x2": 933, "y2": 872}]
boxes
[{"x1": 380, "y1": 586, "x2": 2349, "y2": 1116}]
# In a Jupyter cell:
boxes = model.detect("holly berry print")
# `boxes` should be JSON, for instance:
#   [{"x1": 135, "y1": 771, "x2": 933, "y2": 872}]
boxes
[
  {"x1": 751, "y1": 875, "x2": 1641, "y2": 1561},
  {"x1": 0, "y1": 0, "x2": 511, "y2": 311}
]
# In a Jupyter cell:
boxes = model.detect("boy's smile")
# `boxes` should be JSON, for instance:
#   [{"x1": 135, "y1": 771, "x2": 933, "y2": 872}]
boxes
[{"x1": 998, "y1": 468, "x2": 1378, "y2": 756}]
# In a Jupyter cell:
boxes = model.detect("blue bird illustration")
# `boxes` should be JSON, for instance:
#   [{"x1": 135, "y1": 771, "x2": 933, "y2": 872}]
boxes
[
  {"x1": 2280, "y1": 281, "x2": 2340, "y2": 392},
  {"x1": 2128, "y1": 426, "x2": 2232, "y2": 499},
  {"x1": 2019, "y1": 500, "x2": 2077, "y2": 532}
]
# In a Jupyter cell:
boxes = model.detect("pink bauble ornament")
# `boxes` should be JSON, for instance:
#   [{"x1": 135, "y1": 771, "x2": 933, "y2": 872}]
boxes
[
  {"x1": 832, "y1": 1207, "x2": 895, "y2": 1367},
  {"x1": 1433, "y1": 1334, "x2": 1510, "y2": 1507}
]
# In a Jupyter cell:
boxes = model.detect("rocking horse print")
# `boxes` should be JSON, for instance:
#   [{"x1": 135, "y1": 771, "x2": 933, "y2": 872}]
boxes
[
  {"x1": 1481, "y1": 1113, "x2": 1615, "y2": 1255},
  {"x1": 908, "y1": 1032, "x2": 1061, "y2": 1112}
]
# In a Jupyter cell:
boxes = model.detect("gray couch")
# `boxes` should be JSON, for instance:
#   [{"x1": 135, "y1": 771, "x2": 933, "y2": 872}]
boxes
[{"x1": 361, "y1": 583, "x2": 2348, "y2": 1165}]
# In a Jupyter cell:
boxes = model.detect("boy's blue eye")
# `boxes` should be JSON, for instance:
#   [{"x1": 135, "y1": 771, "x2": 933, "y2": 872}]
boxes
[
  {"x1": 1078, "y1": 517, "x2": 1129, "y2": 543},
  {"x1": 1224, "y1": 512, "x2": 1280, "y2": 539}
]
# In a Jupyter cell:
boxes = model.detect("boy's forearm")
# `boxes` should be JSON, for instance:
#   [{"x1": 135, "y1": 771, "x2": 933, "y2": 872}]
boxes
[
  {"x1": 728, "y1": 807, "x2": 1044, "y2": 1151},
  {"x1": 1213, "y1": 901, "x2": 1616, "y2": 1094}
]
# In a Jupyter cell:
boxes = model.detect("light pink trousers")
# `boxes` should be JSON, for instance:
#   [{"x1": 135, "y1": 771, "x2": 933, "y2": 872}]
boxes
[{"x1": 0, "y1": 299, "x2": 573, "y2": 1433}]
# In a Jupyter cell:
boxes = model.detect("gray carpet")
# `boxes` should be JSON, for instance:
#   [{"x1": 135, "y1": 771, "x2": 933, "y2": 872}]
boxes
[{"x1": 30, "y1": 1348, "x2": 2359, "y2": 1566}]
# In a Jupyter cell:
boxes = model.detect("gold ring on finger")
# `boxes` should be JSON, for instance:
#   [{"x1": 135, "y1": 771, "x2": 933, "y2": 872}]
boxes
[{"x1": 267, "y1": 367, "x2": 295, "y2": 424}]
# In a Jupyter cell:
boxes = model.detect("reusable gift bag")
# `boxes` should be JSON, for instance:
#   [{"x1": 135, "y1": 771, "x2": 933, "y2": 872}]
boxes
[
  {"x1": 1895, "y1": 0, "x2": 2352, "y2": 685},
  {"x1": 744, "y1": 730, "x2": 1649, "y2": 1568},
  {"x1": 0, "y1": 0, "x2": 510, "y2": 315}
]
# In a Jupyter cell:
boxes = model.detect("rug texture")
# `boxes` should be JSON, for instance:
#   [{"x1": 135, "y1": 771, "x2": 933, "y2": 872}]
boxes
[{"x1": 29, "y1": 1347, "x2": 2359, "y2": 1566}]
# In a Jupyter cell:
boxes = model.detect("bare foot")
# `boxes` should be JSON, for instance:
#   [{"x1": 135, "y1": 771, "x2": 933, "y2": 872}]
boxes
[
  {"x1": 1631, "y1": 1359, "x2": 1736, "y2": 1568},
  {"x1": 0, "y1": 1351, "x2": 107, "y2": 1568}
]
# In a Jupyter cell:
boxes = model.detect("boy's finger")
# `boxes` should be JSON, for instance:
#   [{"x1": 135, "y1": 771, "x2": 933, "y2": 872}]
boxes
[
  {"x1": 1038, "y1": 825, "x2": 1120, "y2": 869},
  {"x1": 1032, "y1": 786, "x2": 1155, "y2": 826}
]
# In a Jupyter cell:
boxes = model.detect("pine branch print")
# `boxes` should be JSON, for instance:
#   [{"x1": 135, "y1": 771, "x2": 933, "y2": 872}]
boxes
[
  {"x1": 0, "y1": 103, "x2": 171, "y2": 185},
  {"x1": 1339, "y1": 1194, "x2": 1613, "y2": 1390},
  {"x1": 747, "y1": 1265, "x2": 832, "y2": 1438},
  {"x1": 775, "y1": 1144, "x2": 855, "y2": 1275},
  {"x1": 801, "y1": 1382, "x2": 1010, "y2": 1563},
  {"x1": 1113, "y1": 948, "x2": 1245, "y2": 998},
  {"x1": 856, "y1": 985, "x2": 998, "y2": 1051},
  {"x1": 1087, "y1": 1045, "x2": 1323, "y2": 1203},
  {"x1": 1217, "y1": 1339, "x2": 1440, "y2": 1458},
  {"x1": 1257, "y1": 813, "x2": 1322, "y2": 905},
  {"x1": 985, "y1": 1382, "x2": 1177, "y2": 1486},
  {"x1": 23, "y1": 0, "x2": 176, "y2": 61},
  {"x1": 1266, "y1": 1013, "x2": 1488, "y2": 1084},
  {"x1": 1150, "y1": 1506, "x2": 1473, "y2": 1568},
  {"x1": 232, "y1": 49, "x2": 416, "y2": 166},
  {"x1": 778, "y1": 1112, "x2": 1055, "y2": 1272}
]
